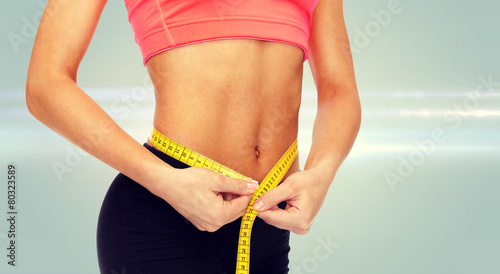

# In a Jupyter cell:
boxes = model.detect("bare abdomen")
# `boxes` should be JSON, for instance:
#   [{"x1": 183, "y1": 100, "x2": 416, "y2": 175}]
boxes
[{"x1": 146, "y1": 39, "x2": 304, "y2": 181}]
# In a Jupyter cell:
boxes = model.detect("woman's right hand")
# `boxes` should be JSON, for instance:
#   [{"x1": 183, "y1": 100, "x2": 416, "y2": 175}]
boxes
[{"x1": 151, "y1": 166, "x2": 258, "y2": 232}]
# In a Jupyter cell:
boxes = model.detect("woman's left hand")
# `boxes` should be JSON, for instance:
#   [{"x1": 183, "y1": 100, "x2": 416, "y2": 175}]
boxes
[{"x1": 252, "y1": 169, "x2": 332, "y2": 235}]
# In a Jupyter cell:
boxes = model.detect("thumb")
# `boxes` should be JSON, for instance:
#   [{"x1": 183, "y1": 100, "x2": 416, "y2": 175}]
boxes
[
  {"x1": 253, "y1": 184, "x2": 292, "y2": 211},
  {"x1": 213, "y1": 177, "x2": 259, "y2": 196}
]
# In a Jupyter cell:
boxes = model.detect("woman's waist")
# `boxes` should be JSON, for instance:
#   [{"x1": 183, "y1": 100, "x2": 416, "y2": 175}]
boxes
[{"x1": 147, "y1": 109, "x2": 300, "y2": 182}]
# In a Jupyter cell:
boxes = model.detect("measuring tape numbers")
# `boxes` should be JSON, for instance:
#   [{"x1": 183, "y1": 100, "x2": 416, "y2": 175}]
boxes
[{"x1": 149, "y1": 127, "x2": 298, "y2": 274}]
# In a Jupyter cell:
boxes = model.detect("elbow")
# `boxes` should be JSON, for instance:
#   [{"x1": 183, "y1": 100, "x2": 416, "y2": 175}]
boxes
[
  {"x1": 353, "y1": 89, "x2": 362, "y2": 128},
  {"x1": 25, "y1": 67, "x2": 60, "y2": 119},
  {"x1": 25, "y1": 70, "x2": 54, "y2": 120},
  {"x1": 349, "y1": 87, "x2": 362, "y2": 136},
  {"x1": 25, "y1": 76, "x2": 37, "y2": 117},
  {"x1": 318, "y1": 84, "x2": 362, "y2": 134},
  {"x1": 319, "y1": 84, "x2": 362, "y2": 117},
  {"x1": 25, "y1": 74, "x2": 42, "y2": 119}
]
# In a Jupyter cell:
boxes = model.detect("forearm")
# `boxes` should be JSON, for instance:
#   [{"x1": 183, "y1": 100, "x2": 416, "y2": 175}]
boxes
[
  {"x1": 26, "y1": 76, "x2": 173, "y2": 193},
  {"x1": 303, "y1": 87, "x2": 361, "y2": 185}
]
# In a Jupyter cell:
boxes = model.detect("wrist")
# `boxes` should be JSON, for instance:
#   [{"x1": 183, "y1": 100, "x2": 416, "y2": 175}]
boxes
[
  {"x1": 138, "y1": 156, "x2": 178, "y2": 199},
  {"x1": 304, "y1": 156, "x2": 340, "y2": 186}
]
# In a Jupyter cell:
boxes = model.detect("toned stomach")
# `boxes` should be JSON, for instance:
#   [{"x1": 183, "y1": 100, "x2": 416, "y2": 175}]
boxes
[{"x1": 145, "y1": 39, "x2": 303, "y2": 182}]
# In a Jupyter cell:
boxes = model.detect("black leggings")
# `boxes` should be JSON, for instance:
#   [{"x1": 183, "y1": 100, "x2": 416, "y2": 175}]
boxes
[{"x1": 97, "y1": 143, "x2": 290, "y2": 274}]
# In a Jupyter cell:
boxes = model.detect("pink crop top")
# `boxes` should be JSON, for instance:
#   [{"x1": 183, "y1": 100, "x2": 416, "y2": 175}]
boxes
[{"x1": 124, "y1": 0, "x2": 319, "y2": 65}]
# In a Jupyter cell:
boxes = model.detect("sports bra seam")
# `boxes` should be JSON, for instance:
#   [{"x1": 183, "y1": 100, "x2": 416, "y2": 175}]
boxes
[
  {"x1": 136, "y1": 18, "x2": 307, "y2": 44},
  {"x1": 154, "y1": 0, "x2": 175, "y2": 45},
  {"x1": 170, "y1": 19, "x2": 307, "y2": 36},
  {"x1": 167, "y1": 15, "x2": 303, "y2": 30}
]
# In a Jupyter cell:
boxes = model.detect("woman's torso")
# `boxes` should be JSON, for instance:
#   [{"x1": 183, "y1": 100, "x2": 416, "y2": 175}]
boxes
[{"x1": 145, "y1": 39, "x2": 303, "y2": 182}]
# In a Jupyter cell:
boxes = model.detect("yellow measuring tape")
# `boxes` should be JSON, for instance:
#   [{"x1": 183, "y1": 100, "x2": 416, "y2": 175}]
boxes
[{"x1": 149, "y1": 127, "x2": 297, "y2": 274}]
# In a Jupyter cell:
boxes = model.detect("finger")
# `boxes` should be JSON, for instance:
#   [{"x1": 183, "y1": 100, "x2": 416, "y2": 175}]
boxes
[
  {"x1": 213, "y1": 177, "x2": 259, "y2": 196},
  {"x1": 252, "y1": 184, "x2": 294, "y2": 211},
  {"x1": 222, "y1": 194, "x2": 253, "y2": 223},
  {"x1": 258, "y1": 206, "x2": 310, "y2": 234}
]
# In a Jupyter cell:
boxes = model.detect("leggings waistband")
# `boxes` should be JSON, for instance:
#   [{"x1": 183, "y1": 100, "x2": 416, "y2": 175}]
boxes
[{"x1": 143, "y1": 142, "x2": 191, "y2": 169}]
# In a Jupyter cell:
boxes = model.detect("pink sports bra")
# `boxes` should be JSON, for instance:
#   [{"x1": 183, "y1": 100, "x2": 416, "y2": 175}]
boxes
[{"x1": 124, "y1": 0, "x2": 319, "y2": 65}]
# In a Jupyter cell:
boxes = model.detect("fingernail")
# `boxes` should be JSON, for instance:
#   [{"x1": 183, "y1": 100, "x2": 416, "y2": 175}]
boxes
[
  {"x1": 247, "y1": 181, "x2": 258, "y2": 190},
  {"x1": 253, "y1": 200, "x2": 263, "y2": 210}
]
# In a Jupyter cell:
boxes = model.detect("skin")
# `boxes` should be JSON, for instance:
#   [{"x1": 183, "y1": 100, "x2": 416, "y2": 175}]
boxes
[{"x1": 26, "y1": 0, "x2": 360, "y2": 235}]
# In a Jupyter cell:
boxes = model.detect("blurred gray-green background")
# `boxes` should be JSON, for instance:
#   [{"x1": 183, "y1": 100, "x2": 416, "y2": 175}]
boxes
[{"x1": 1, "y1": 0, "x2": 499, "y2": 273}]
